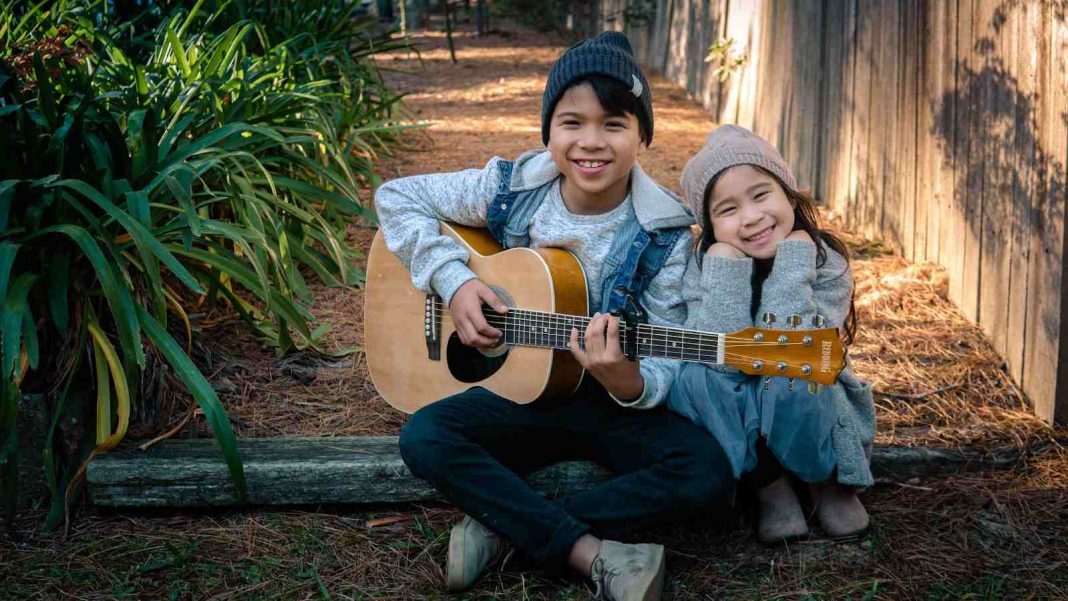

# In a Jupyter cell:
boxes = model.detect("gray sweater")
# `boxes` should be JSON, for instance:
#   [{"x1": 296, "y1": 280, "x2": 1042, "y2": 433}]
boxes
[
  {"x1": 684, "y1": 239, "x2": 852, "y2": 335},
  {"x1": 373, "y1": 150, "x2": 695, "y2": 409},
  {"x1": 680, "y1": 238, "x2": 876, "y2": 487}
]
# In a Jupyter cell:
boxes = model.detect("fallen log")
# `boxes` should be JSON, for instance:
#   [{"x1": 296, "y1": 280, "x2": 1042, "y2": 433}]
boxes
[{"x1": 87, "y1": 436, "x2": 1023, "y2": 508}]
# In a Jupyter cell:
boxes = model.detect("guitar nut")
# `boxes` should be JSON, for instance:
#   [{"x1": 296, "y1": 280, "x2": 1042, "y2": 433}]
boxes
[
  {"x1": 777, "y1": 361, "x2": 787, "y2": 373},
  {"x1": 753, "y1": 332, "x2": 764, "y2": 342},
  {"x1": 777, "y1": 334, "x2": 788, "y2": 344},
  {"x1": 801, "y1": 364, "x2": 812, "y2": 375},
  {"x1": 802, "y1": 335, "x2": 813, "y2": 346},
  {"x1": 752, "y1": 360, "x2": 764, "y2": 371}
]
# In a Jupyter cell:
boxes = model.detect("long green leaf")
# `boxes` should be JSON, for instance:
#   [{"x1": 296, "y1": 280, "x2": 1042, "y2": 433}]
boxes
[
  {"x1": 32, "y1": 225, "x2": 144, "y2": 368},
  {"x1": 2, "y1": 273, "x2": 37, "y2": 380},
  {"x1": 135, "y1": 306, "x2": 247, "y2": 502},
  {"x1": 48, "y1": 179, "x2": 205, "y2": 295},
  {"x1": 166, "y1": 244, "x2": 314, "y2": 339},
  {"x1": 165, "y1": 25, "x2": 193, "y2": 80}
]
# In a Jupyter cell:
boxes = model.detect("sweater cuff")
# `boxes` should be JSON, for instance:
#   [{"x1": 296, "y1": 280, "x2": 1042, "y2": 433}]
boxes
[
  {"x1": 609, "y1": 377, "x2": 653, "y2": 409},
  {"x1": 701, "y1": 254, "x2": 754, "y2": 285},
  {"x1": 771, "y1": 239, "x2": 817, "y2": 273},
  {"x1": 431, "y1": 260, "x2": 479, "y2": 307}
]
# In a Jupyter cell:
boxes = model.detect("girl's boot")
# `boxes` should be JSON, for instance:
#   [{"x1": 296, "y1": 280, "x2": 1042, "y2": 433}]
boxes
[
  {"x1": 812, "y1": 482, "x2": 870, "y2": 540},
  {"x1": 756, "y1": 475, "x2": 809, "y2": 543}
]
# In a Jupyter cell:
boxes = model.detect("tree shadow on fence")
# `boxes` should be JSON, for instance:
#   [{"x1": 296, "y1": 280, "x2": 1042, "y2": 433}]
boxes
[{"x1": 929, "y1": 2, "x2": 1066, "y2": 393}]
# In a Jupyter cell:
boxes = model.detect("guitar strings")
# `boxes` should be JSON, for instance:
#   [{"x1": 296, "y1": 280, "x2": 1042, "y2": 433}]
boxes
[
  {"x1": 429, "y1": 314, "x2": 832, "y2": 373},
  {"x1": 433, "y1": 313, "x2": 827, "y2": 349},
  {"x1": 429, "y1": 300, "x2": 834, "y2": 346},
  {"x1": 432, "y1": 314, "x2": 826, "y2": 349}
]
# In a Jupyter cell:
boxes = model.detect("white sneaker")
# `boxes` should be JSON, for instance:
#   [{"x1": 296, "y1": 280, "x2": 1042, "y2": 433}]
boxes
[
  {"x1": 445, "y1": 515, "x2": 511, "y2": 591},
  {"x1": 589, "y1": 540, "x2": 666, "y2": 601}
]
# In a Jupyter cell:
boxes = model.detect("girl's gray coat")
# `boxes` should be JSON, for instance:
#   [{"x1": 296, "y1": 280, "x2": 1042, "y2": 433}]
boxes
[{"x1": 680, "y1": 239, "x2": 875, "y2": 487}]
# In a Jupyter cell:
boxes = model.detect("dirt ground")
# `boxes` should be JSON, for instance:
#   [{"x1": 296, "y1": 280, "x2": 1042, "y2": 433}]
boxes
[{"x1": 2, "y1": 16, "x2": 1066, "y2": 601}]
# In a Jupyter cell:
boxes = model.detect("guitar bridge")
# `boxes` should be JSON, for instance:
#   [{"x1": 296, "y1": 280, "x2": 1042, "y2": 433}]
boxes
[{"x1": 425, "y1": 294, "x2": 441, "y2": 361}]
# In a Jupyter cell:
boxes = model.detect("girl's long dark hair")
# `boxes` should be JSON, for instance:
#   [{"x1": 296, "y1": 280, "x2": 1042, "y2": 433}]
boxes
[{"x1": 696, "y1": 167, "x2": 857, "y2": 344}]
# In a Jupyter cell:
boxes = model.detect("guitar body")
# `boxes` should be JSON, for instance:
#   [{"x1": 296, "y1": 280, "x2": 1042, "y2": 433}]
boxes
[{"x1": 365, "y1": 223, "x2": 588, "y2": 413}]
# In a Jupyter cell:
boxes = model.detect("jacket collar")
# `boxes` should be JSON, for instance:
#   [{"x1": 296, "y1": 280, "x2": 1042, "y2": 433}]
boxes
[{"x1": 508, "y1": 150, "x2": 694, "y2": 231}]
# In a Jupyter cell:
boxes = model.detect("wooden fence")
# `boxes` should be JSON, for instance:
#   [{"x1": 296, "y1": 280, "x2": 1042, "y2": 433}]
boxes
[{"x1": 597, "y1": 0, "x2": 1068, "y2": 424}]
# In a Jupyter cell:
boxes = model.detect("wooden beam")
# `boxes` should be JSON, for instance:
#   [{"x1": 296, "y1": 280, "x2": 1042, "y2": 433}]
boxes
[{"x1": 87, "y1": 436, "x2": 1025, "y2": 508}]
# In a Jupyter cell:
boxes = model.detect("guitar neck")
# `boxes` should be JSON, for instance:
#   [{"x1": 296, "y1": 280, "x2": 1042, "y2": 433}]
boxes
[{"x1": 478, "y1": 306, "x2": 724, "y2": 364}]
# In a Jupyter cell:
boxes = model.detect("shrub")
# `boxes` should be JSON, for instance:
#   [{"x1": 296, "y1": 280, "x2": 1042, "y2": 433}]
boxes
[{"x1": 0, "y1": 0, "x2": 409, "y2": 528}]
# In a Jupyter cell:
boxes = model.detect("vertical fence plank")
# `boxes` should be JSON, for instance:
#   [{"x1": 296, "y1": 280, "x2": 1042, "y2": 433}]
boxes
[
  {"x1": 850, "y1": 1, "x2": 875, "y2": 233},
  {"x1": 863, "y1": 1, "x2": 883, "y2": 238},
  {"x1": 728, "y1": 0, "x2": 764, "y2": 129},
  {"x1": 1007, "y1": 0, "x2": 1038, "y2": 385},
  {"x1": 876, "y1": 1, "x2": 900, "y2": 243},
  {"x1": 916, "y1": 0, "x2": 935, "y2": 263},
  {"x1": 753, "y1": 2, "x2": 790, "y2": 154},
  {"x1": 690, "y1": 0, "x2": 719, "y2": 113},
  {"x1": 783, "y1": 1, "x2": 822, "y2": 193},
  {"x1": 976, "y1": 0, "x2": 1008, "y2": 354},
  {"x1": 900, "y1": 0, "x2": 920, "y2": 261},
  {"x1": 646, "y1": 0, "x2": 674, "y2": 73},
  {"x1": 821, "y1": 0, "x2": 857, "y2": 214},
  {"x1": 962, "y1": 0, "x2": 981, "y2": 321},
  {"x1": 664, "y1": 0, "x2": 691, "y2": 87}
]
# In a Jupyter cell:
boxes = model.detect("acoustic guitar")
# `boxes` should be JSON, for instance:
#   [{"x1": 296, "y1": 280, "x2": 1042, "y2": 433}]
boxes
[{"x1": 365, "y1": 223, "x2": 846, "y2": 414}]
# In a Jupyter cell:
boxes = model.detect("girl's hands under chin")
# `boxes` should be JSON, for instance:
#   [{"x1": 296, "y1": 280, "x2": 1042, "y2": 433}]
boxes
[
  {"x1": 706, "y1": 241, "x2": 747, "y2": 259},
  {"x1": 785, "y1": 229, "x2": 813, "y2": 243}
]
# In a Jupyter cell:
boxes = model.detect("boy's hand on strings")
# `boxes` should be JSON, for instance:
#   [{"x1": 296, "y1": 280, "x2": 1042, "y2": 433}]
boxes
[
  {"x1": 449, "y1": 279, "x2": 508, "y2": 349},
  {"x1": 705, "y1": 241, "x2": 747, "y2": 259},
  {"x1": 569, "y1": 312, "x2": 644, "y2": 401}
]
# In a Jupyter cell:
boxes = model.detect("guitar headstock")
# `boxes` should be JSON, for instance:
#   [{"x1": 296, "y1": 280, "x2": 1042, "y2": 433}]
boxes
[{"x1": 722, "y1": 324, "x2": 845, "y2": 385}]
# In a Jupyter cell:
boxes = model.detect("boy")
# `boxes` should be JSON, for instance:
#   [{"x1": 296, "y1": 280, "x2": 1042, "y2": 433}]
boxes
[{"x1": 375, "y1": 32, "x2": 732, "y2": 601}]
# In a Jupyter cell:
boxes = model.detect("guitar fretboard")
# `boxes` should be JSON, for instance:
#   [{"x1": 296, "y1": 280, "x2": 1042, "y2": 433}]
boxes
[{"x1": 460, "y1": 305, "x2": 724, "y2": 363}]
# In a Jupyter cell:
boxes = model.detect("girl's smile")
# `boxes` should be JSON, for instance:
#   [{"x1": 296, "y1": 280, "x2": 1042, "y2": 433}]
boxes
[{"x1": 706, "y1": 165, "x2": 796, "y2": 259}]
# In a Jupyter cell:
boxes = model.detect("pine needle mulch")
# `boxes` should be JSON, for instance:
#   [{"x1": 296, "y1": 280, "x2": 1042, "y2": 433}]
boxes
[{"x1": 3, "y1": 17, "x2": 1066, "y2": 601}]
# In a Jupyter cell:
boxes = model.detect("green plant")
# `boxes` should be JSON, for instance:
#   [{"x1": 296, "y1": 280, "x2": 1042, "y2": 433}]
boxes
[
  {"x1": 705, "y1": 37, "x2": 748, "y2": 82},
  {"x1": 0, "y1": 0, "x2": 410, "y2": 528}
]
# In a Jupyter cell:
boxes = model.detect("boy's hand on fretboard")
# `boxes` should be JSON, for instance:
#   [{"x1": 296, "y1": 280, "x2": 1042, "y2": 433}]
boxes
[{"x1": 569, "y1": 313, "x2": 644, "y2": 401}]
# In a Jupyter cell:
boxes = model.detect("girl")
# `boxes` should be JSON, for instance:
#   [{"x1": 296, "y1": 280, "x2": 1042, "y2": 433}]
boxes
[{"x1": 670, "y1": 124, "x2": 875, "y2": 543}]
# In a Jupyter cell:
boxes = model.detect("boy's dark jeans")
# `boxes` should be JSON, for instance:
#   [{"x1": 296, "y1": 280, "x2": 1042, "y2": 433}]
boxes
[{"x1": 399, "y1": 378, "x2": 734, "y2": 573}]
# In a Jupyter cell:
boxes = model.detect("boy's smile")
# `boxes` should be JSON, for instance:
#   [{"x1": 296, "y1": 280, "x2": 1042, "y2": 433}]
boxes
[{"x1": 547, "y1": 83, "x2": 645, "y2": 215}]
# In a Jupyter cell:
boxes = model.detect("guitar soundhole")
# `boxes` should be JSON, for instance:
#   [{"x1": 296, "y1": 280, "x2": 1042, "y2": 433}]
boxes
[{"x1": 446, "y1": 333, "x2": 509, "y2": 383}]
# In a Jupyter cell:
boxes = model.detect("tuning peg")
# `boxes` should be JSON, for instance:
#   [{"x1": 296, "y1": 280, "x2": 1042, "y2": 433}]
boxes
[
  {"x1": 787, "y1": 314, "x2": 803, "y2": 328},
  {"x1": 762, "y1": 312, "x2": 777, "y2": 325},
  {"x1": 763, "y1": 377, "x2": 771, "y2": 391},
  {"x1": 811, "y1": 315, "x2": 826, "y2": 328},
  {"x1": 787, "y1": 378, "x2": 796, "y2": 391},
  {"x1": 807, "y1": 382, "x2": 824, "y2": 395}
]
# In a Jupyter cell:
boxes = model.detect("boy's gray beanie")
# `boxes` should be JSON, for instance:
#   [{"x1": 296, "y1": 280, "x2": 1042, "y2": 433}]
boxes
[
  {"x1": 541, "y1": 31, "x2": 653, "y2": 146},
  {"x1": 680, "y1": 124, "x2": 797, "y2": 219}
]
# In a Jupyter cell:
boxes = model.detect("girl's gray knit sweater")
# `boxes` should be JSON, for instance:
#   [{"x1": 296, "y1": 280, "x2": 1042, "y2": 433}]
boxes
[
  {"x1": 373, "y1": 151, "x2": 695, "y2": 409},
  {"x1": 684, "y1": 239, "x2": 852, "y2": 337}
]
